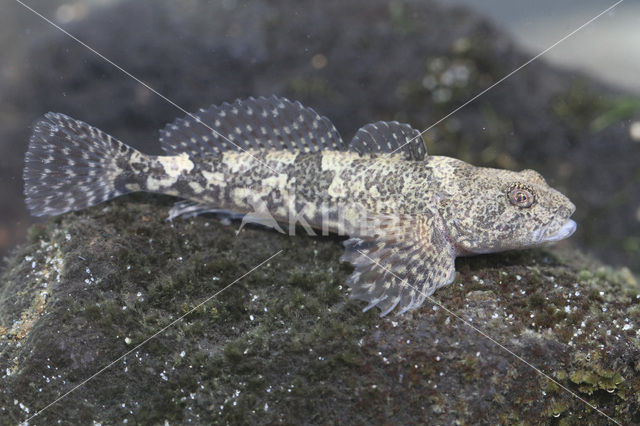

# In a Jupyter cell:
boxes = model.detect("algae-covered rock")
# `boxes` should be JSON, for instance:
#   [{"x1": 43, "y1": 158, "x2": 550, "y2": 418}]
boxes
[{"x1": 1, "y1": 195, "x2": 639, "y2": 424}]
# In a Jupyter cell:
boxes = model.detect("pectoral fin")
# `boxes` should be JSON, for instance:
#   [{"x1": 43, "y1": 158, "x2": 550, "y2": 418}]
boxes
[{"x1": 341, "y1": 213, "x2": 455, "y2": 316}]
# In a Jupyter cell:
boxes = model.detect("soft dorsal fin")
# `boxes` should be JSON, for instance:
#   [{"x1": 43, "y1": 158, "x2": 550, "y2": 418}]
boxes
[
  {"x1": 159, "y1": 95, "x2": 344, "y2": 156},
  {"x1": 348, "y1": 121, "x2": 427, "y2": 160}
]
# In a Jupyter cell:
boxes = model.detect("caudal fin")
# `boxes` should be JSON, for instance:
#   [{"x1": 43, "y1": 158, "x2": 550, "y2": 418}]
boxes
[{"x1": 24, "y1": 113, "x2": 136, "y2": 216}]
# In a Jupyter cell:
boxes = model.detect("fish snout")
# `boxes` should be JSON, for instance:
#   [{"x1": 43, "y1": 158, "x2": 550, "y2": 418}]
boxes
[{"x1": 557, "y1": 195, "x2": 576, "y2": 219}]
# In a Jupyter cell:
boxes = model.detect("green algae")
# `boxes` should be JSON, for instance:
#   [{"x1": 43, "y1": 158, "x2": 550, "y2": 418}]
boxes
[
  {"x1": 569, "y1": 351, "x2": 626, "y2": 396},
  {"x1": 1, "y1": 201, "x2": 639, "y2": 424}
]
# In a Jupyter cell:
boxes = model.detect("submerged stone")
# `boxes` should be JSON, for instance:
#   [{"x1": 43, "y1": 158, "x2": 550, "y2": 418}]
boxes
[{"x1": 1, "y1": 195, "x2": 638, "y2": 424}]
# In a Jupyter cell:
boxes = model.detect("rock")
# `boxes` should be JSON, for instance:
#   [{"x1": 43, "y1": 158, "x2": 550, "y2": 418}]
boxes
[{"x1": 1, "y1": 195, "x2": 639, "y2": 424}]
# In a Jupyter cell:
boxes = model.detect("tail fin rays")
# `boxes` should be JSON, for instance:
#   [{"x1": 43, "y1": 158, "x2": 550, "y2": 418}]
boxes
[{"x1": 24, "y1": 113, "x2": 134, "y2": 216}]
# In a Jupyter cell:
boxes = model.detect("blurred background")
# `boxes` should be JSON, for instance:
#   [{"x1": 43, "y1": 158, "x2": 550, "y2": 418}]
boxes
[
  {"x1": 446, "y1": 0, "x2": 640, "y2": 93},
  {"x1": 1, "y1": 0, "x2": 639, "y2": 274}
]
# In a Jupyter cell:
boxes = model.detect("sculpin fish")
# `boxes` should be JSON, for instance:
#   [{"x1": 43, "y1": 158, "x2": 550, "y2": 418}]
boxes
[{"x1": 23, "y1": 96, "x2": 576, "y2": 316}]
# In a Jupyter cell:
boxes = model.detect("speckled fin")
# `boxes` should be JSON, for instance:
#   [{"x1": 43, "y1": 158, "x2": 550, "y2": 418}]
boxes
[
  {"x1": 159, "y1": 95, "x2": 344, "y2": 156},
  {"x1": 348, "y1": 121, "x2": 427, "y2": 160},
  {"x1": 341, "y1": 213, "x2": 455, "y2": 316},
  {"x1": 24, "y1": 113, "x2": 134, "y2": 216}
]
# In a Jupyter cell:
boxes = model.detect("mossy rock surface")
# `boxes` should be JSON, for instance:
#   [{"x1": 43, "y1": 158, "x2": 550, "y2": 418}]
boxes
[{"x1": 1, "y1": 194, "x2": 639, "y2": 424}]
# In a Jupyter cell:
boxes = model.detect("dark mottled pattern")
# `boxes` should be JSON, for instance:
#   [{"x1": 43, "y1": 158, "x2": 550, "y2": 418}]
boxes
[{"x1": 23, "y1": 97, "x2": 576, "y2": 316}]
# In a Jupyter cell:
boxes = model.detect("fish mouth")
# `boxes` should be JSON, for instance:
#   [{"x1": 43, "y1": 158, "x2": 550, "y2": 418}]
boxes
[{"x1": 541, "y1": 219, "x2": 576, "y2": 243}]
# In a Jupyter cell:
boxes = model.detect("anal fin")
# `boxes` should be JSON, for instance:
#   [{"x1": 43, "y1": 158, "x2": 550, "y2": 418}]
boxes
[
  {"x1": 167, "y1": 200, "x2": 242, "y2": 222},
  {"x1": 167, "y1": 200, "x2": 286, "y2": 234}
]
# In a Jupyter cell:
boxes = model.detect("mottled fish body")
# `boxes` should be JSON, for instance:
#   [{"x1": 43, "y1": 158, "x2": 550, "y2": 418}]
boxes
[{"x1": 24, "y1": 96, "x2": 576, "y2": 316}]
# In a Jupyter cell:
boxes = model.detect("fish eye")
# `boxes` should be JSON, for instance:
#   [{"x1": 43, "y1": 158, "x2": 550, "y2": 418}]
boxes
[{"x1": 508, "y1": 185, "x2": 534, "y2": 208}]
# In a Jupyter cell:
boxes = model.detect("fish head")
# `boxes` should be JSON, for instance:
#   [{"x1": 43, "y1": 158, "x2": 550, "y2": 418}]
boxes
[{"x1": 438, "y1": 165, "x2": 576, "y2": 255}]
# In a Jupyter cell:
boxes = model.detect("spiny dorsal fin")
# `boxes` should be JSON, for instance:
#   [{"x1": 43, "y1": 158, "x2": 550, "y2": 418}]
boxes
[
  {"x1": 159, "y1": 96, "x2": 344, "y2": 156},
  {"x1": 341, "y1": 212, "x2": 455, "y2": 316},
  {"x1": 349, "y1": 121, "x2": 427, "y2": 160}
]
